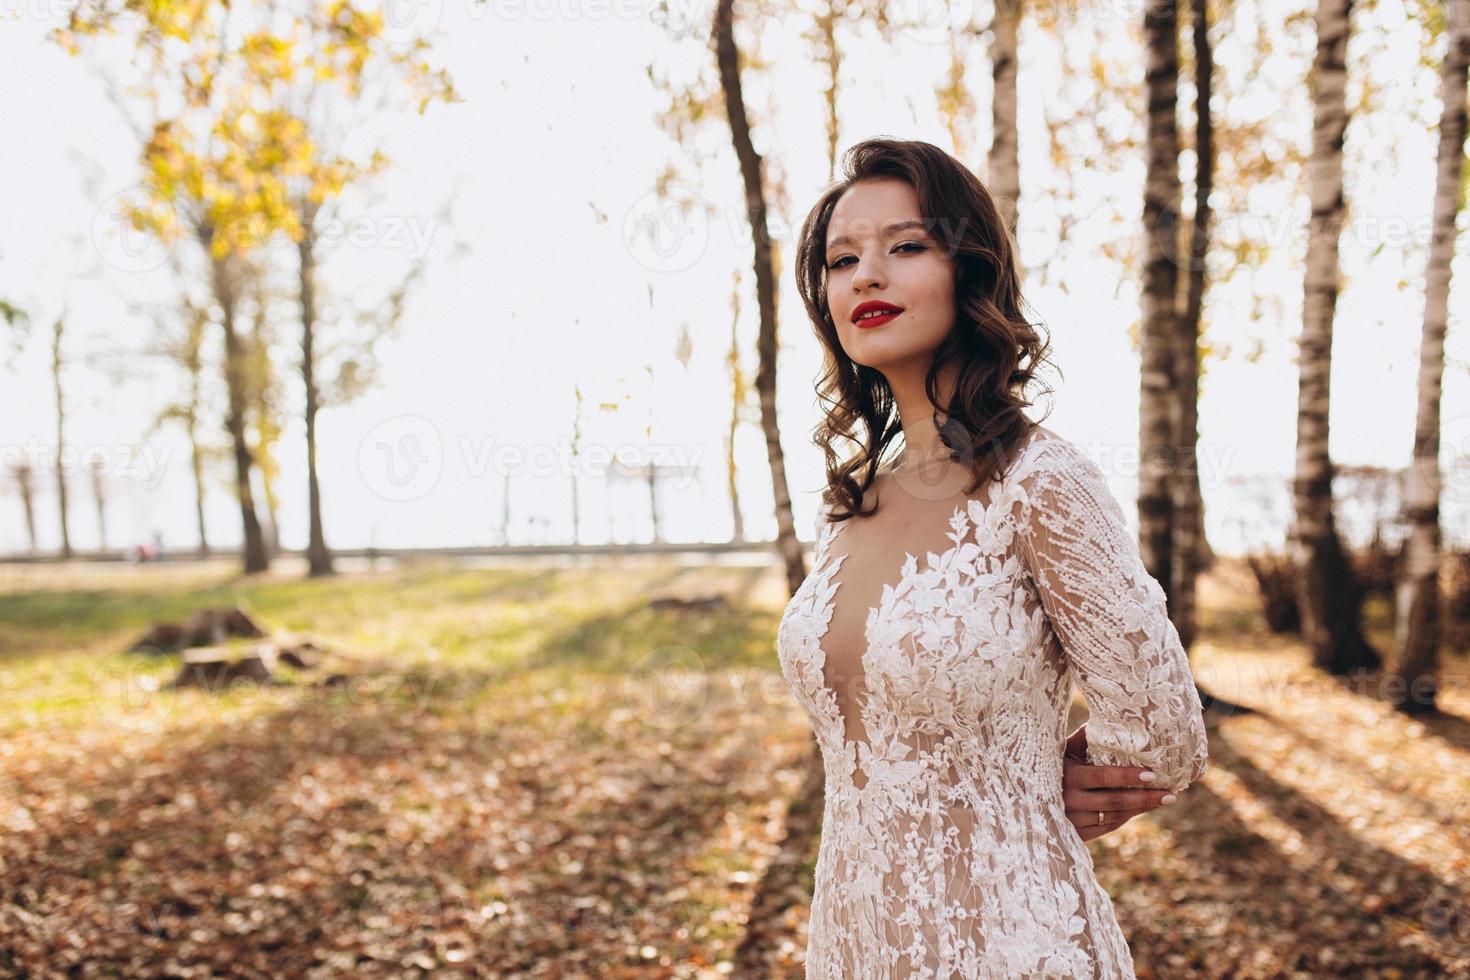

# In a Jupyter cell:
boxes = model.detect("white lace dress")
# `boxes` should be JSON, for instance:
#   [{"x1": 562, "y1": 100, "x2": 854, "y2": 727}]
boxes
[{"x1": 776, "y1": 427, "x2": 1209, "y2": 979}]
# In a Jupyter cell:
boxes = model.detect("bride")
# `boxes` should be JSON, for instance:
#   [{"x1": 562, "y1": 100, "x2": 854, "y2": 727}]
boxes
[{"x1": 777, "y1": 136, "x2": 1209, "y2": 978}]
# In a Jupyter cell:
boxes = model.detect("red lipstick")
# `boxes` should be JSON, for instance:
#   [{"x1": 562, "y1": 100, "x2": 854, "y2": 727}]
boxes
[{"x1": 851, "y1": 300, "x2": 904, "y2": 329}]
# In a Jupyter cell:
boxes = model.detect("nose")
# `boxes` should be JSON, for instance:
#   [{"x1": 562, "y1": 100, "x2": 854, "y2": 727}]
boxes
[{"x1": 851, "y1": 250, "x2": 886, "y2": 293}]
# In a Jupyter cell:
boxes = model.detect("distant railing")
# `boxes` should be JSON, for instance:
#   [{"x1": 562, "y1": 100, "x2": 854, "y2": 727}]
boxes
[{"x1": 0, "y1": 538, "x2": 820, "y2": 564}]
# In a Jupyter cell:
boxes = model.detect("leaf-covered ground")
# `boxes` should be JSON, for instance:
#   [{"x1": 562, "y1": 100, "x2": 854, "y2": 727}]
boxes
[{"x1": 0, "y1": 556, "x2": 1467, "y2": 978}]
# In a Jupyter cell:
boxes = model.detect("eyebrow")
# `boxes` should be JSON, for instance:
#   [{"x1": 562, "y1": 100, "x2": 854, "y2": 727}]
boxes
[{"x1": 826, "y1": 219, "x2": 930, "y2": 251}]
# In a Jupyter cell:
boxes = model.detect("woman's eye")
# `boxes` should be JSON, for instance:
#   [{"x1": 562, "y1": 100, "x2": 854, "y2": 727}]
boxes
[{"x1": 827, "y1": 243, "x2": 924, "y2": 270}]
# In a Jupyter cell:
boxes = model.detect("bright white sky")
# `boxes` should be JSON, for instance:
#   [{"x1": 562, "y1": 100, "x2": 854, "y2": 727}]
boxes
[{"x1": 0, "y1": 0, "x2": 1464, "y2": 558}]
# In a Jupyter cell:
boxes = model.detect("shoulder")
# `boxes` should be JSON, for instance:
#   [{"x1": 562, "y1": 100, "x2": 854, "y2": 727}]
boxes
[
  {"x1": 1005, "y1": 427, "x2": 1124, "y2": 527},
  {"x1": 1007, "y1": 425, "x2": 1100, "y2": 486}
]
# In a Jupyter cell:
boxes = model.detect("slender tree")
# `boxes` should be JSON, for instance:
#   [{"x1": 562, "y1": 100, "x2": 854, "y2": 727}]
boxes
[
  {"x1": 725, "y1": 268, "x2": 749, "y2": 543},
  {"x1": 134, "y1": 256, "x2": 222, "y2": 560},
  {"x1": 234, "y1": 157, "x2": 336, "y2": 576},
  {"x1": 172, "y1": 297, "x2": 215, "y2": 557},
  {"x1": 1171, "y1": 0, "x2": 1216, "y2": 653},
  {"x1": 1292, "y1": 0, "x2": 1380, "y2": 674},
  {"x1": 1139, "y1": 0, "x2": 1182, "y2": 604},
  {"x1": 1393, "y1": 0, "x2": 1470, "y2": 714},
  {"x1": 274, "y1": 71, "x2": 453, "y2": 578},
  {"x1": 803, "y1": 0, "x2": 852, "y2": 178},
  {"x1": 2, "y1": 302, "x2": 34, "y2": 556},
  {"x1": 9, "y1": 462, "x2": 38, "y2": 555},
  {"x1": 243, "y1": 264, "x2": 285, "y2": 560},
  {"x1": 49, "y1": 306, "x2": 73, "y2": 559},
  {"x1": 990, "y1": 0, "x2": 1021, "y2": 238},
  {"x1": 570, "y1": 382, "x2": 585, "y2": 546},
  {"x1": 296, "y1": 197, "x2": 333, "y2": 574},
  {"x1": 714, "y1": 0, "x2": 806, "y2": 593},
  {"x1": 89, "y1": 457, "x2": 108, "y2": 552},
  {"x1": 200, "y1": 232, "x2": 271, "y2": 572}
]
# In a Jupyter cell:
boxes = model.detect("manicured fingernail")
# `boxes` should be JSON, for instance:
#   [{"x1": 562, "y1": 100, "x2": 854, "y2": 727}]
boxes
[
  {"x1": 1160, "y1": 793, "x2": 1178, "y2": 805},
  {"x1": 1139, "y1": 771, "x2": 1156, "y2": 782}
]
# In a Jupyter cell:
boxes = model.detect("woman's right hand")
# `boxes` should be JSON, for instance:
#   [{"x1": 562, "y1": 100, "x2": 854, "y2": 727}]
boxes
[{"x1": 1061, "y1": 724, "x2": 1183, "y2": 841}]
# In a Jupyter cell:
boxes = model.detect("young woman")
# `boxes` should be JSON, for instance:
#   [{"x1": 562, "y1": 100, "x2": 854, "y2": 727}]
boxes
[{"x1": 777, "y1": 137, "x2": 1209, "y2": 979}]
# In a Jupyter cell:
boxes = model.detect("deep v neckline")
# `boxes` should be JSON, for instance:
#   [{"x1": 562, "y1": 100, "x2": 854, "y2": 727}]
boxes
[
  {"x1": 808, "y1": 497, "x2": 975, "y2": 785},
  {"x1": 802, "y1": 429, "x2": 1051, "y2": 782},
  {"x1": 819, "y1": 498, "x2": 970, "y2": 633},
  {"x1": 814, "y1": 464, "x2": 1021, "y2": 661}
]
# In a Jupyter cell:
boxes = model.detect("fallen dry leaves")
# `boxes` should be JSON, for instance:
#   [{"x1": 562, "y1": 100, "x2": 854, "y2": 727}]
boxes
[{"x1": 0, "y1": 556, "x2": 1467, "y2": 978}]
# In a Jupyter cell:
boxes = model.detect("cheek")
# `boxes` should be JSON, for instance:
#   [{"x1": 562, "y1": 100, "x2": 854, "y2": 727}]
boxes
[
  {"x1": 827, "y1": 287, "x2": 854, "y2": 322},
  {"x1": 916, "y1": 266, "x2": 956, "y2": 319}
]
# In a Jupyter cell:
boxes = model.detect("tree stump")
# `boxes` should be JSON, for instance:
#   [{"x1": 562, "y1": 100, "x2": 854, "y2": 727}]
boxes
[
  {"x1": 183, "y1": 607, "x2": 266, "y2": 645},
  {"x1": 168, "y1": 644, "x2": 280, "y2": 691},
  {"x1": 128, "y1": 623, "x2": 189, "y2": 653},
  {"x1": 129, "y1": 606, "x2": 267, "y2": 653}
]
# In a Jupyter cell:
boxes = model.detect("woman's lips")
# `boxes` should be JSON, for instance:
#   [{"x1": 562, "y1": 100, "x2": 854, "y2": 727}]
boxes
[{"x1": 854, "y1": 311, "x2": 901, "y2": 329}]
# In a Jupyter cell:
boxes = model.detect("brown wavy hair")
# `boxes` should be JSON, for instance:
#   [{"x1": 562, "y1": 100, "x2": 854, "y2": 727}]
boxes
[{"x1": 794, "y1": 137, "x2": 1056, "y2": 522}]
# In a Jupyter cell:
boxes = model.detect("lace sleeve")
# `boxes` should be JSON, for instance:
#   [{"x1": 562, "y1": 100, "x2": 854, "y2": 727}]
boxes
[{"x1": 1016, "y1": 441, "x2": 1209, "y2": 791}]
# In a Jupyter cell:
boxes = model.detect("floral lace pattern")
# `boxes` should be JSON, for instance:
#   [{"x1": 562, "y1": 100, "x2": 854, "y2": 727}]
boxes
[{"x1": 776, "y1": 428, "x2": 1209, "y2": 979}]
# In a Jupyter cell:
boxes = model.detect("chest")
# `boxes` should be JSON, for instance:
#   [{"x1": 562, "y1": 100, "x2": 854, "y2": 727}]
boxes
[{"x1": 778, "y1": 493, "x2": 1049, "y2": 734}]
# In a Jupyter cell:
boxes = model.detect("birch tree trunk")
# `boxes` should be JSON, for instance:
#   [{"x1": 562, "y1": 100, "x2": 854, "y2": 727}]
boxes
[
  {"x1": 989, "y1": 0, "x2": 1021, "y2": 240},
  {"x1": 1140, "y1": 0, "x2": 1181, "y2": 602},
  {"x1": 1292, "y1": 0, "x2": 1378, "y2": 674},
  {"x1": 1392, "y1": 0, "x2": 1470, "y2": 714},
  {"x1": 1172, "y1": 0, "x2": 1214, "y2": 652}
]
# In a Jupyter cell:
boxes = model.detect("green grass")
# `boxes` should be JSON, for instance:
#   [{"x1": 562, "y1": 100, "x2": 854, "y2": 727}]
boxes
[{"x1": 0, "y1": 557, "x2": 784, "y2": 736}]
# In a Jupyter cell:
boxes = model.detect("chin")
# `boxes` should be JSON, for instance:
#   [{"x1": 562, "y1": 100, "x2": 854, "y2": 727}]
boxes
[{"x1": 847, "y1": 338, "x2": 926, "y2": 367}]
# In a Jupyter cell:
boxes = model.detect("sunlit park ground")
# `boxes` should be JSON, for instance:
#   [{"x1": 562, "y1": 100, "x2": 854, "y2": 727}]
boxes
[{"x1": 2, "y1": 553, "x2": 1469, "y2": 979}]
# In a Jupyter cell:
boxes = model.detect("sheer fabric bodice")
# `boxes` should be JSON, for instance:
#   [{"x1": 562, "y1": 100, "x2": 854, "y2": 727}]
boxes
[{"x1": 775, "y1": 426, "x2": 1209, "y2": 979}]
